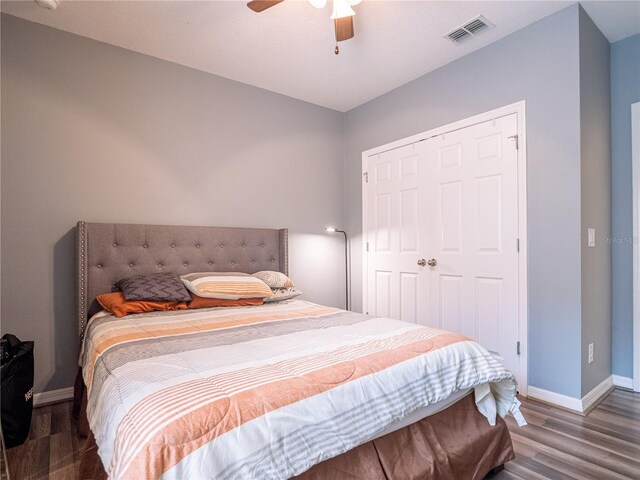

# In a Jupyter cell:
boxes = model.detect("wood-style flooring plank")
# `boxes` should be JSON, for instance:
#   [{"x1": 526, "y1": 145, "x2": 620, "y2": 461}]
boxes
[
  {"x1": 531, "y1": 452, "x2": 628, "y2": 480},
  {"x1": 50, "y1": 403, "x2": 71, "y2": 436},
  {"x1": 542, "y1": 417, "x2": 640, "y2": 460},
  {"x1": 509, "y1": 433, "x2": 631, "y2": 480},
  {"x1": 492, "y1": 389, "x2": 639, "y2": 480},
  {"x1": 9, "y1": 436, "x2": 49, "y2": 479},
  {"x1": 588, "y1": 407, "x2": 640, "y2": 430},
  {"x1": 27, "y1": 408, "x2": 51, "y2": 442},
  {"x1": 489, "y1": 469, "x2": 528, "y2": 480},
  {"x1": 494, "y1": 458, "x2": 553, "y2": 480},
  {"x1": 508, "y1": 421, "x2": 639, "y2": 477},
  {"x1": 520, "y1": 398, "x2": 640, "y2": 444},
  {"x1": 49, "y1": 432, "x2": 75, "y2": 480}
]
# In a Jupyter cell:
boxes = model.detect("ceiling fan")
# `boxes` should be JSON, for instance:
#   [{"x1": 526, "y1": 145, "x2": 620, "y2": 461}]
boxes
[{"x1": 247, "y1": 0, "x2": 362, "y2": 54}]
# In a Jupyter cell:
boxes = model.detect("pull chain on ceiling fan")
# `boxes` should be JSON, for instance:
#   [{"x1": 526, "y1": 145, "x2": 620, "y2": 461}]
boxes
[{"x1": 247, "y1": 0, "x2": 361, "y2": 54}]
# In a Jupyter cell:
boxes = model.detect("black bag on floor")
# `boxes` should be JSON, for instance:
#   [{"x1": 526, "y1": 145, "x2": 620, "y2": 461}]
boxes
[{"x1": 0, "y1": 334, "x2": 34, "y2": 448}]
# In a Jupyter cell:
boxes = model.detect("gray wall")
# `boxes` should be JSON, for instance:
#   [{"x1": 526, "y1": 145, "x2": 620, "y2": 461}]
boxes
[
  {"x1": 579, "y1": 7, "x2": 612, "y2": 396},
  {"x1": 1, "y1": 6, "x2": 622, "y2": 399},
  {"x1": 345, "y1": 5, "x2": 586, "y2": 398},
  {"x1": 611, "y1": 33, "x2": 640, "y2": 379},
  {"x1": 1, "y1": 14, "x2": 346, "y2": 393}
]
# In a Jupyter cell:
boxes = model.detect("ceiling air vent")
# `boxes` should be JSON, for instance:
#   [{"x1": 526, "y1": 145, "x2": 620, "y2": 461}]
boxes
[{"x1": 445, "y1": 15, "x2": 494, "y2": 45}]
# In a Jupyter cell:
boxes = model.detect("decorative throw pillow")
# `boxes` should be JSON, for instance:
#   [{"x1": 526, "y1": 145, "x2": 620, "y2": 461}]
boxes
[
  {"x1": 188, "y1": 294, "x2": 264, "y2": 309},
  {"x1": 264, "y1": 287, "x2": 303, "y2": 303},
  {"x1": 181, "y1": 272, "x2": 273, "y2": 300},
  {"x1": 252, "y1": 271, "x2": 295, "y2": 289},
  {"x1": 116, "y1": 273, "x2": 192, "y2": 302},
  {"x1": 97, "y1": 292, "x2": 188, "y2": 318}
]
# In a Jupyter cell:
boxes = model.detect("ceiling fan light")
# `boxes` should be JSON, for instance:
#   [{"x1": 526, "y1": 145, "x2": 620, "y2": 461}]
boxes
[
  {"x1": 330, "y1": 0, "x2": 355, "y2": 19},
  {"x1": 308, "y1": 0, "x2": 327, "y2": 8}
]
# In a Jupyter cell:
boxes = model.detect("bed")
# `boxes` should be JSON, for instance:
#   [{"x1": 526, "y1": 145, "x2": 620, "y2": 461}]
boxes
[{"x1": 73, "y1": 221, "x2": 521, "y2": 479}]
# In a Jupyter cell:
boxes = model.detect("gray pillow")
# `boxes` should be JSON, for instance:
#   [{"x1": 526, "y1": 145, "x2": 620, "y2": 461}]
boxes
[{"x1": 116, "y1": 273, "x2": 191, "y2": 302}]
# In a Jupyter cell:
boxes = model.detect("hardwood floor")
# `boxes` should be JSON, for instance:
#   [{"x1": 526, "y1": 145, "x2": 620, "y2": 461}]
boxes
[
  {"x1": 1, "y1": 401, "x2": 86, "y2": 480},
  {"x1": 2, "y1": 389, "x2": 639, "y2": 479},
  {"x1": 493, "y1": 389, "x2": 640, "y2": 480}
]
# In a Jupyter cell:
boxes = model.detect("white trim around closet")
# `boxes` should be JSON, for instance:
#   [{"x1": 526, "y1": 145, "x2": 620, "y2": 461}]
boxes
[
  {"x1": 632, "y1": 102, "x2": 640, "y2": 392},
  {"x1": 361, "y1": 101, "x2": 529, "y2": 396}
]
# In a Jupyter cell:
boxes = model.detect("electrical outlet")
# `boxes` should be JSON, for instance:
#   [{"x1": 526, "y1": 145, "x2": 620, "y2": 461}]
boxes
[{"x1": 588, "y1": 343, "x2": 594, "y2": 364}]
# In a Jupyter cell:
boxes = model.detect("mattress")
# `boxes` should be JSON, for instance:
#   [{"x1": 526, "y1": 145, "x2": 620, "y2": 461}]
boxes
[
  {"x1": 81, "y1": 300, "x2": 522, "y2": 479},
  {"x1": 372, "y1": 387, "x2": 472, "y2": 440}
]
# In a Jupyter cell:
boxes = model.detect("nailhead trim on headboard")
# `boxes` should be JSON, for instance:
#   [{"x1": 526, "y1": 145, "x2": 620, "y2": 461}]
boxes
[
  {"x1": 77, "y1": 221, "x2": 87, "y2": 346},
  {"x1": 76, "y1": 221, "x2": 289, "y2": 346},
  {"x1": 280, "y1": 228, "x2": 289, "y2": 276}
]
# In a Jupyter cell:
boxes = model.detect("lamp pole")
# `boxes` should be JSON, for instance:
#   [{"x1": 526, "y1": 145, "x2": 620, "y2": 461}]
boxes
[{"x1": 325, "y1": 228, "x2": 349, "y2": 311}]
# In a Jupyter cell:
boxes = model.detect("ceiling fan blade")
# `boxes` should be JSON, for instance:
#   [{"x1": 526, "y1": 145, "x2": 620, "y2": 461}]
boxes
[
  {"x1": 334, "y1": 16, "x2": 354, "y2": 42},
  {"x1": 247, "y1": 0, "x2": 284, "y2": 13}
]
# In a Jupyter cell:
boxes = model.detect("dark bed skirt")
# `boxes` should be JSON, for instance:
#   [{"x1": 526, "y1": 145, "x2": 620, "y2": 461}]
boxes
[
  {"x1": 75, "y1": 373, "x2": 514, "y2": 480},
  {"x1": 294, "y1": 392, "x2": 514, "y2": 479}
]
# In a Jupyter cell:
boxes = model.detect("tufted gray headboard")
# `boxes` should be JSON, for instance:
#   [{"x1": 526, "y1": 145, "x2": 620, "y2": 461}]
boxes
[{"x1": 76, "y1": 221, "x2": 288, "y2": 341}]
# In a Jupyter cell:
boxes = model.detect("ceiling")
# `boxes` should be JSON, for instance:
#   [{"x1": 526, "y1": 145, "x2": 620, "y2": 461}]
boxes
[{"x1": 2, "y1": 1, "x2": 639, "y2": 112}]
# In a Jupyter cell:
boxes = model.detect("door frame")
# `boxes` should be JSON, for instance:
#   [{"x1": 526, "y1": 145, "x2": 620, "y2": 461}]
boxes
[
  {"x1": 632, "y1": 102, "x2": 640, "y2": 392},
  {"x1": 361, "y1": 101, "x2": 528, "y2": 396}
]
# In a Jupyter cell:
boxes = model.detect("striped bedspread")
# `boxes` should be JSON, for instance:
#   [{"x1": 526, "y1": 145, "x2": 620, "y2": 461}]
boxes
[{"x1": 81, "y1": 300, "x2": 520, "y2": 479}]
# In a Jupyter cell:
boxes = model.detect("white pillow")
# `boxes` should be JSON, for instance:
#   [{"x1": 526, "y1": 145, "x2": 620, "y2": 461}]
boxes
[
  {"x1": 252, "y1": 271, "x2": 295, "y2": 289},
  {"x1": 181, "y1": 272, "x2": 273, "y2": 300},
  {"x1": 264, "y1": 287, "x2": 302, "y2": 303}
]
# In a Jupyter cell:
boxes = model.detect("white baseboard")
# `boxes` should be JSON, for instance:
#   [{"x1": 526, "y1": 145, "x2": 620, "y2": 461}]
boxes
[
  {"x1": 527, "y1": 386, "x2": 583, "y2": 412},
  {"x1": 527, "y1": 375, "x2": 614, "y2": 414},
  {"x1": 612, "y1": 375, "x2": 634, "y2": 390},
  {"x1": 581, "y1": 376, "x2": 614, "y2": 413},
  {"x1": 33, "y1": 387, "x2": 74, "y2": 407}
]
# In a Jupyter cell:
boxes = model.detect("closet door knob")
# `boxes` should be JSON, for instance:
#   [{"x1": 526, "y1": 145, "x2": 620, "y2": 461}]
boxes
[
  {"x1": 427, "y1": 258, "x2": 438, "y2": 267},
  {"x1": 417, "y1": 258, "x2": 427, "y2": 266}
]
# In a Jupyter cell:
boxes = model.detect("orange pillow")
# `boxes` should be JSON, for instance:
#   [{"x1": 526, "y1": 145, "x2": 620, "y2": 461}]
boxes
[
  {"x1": 97, "y1": 292, "x2": 188, "y2": 318},
  {"x1": 188, "y1": 293, "x2": 264, "y2": 309}
]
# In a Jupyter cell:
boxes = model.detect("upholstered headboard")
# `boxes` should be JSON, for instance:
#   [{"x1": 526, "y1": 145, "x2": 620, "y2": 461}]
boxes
[{"x1": 76, "y1": 221, "x2": 288, "y2": 341}]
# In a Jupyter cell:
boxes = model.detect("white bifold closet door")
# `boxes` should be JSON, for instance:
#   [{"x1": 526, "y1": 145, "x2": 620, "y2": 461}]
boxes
[
  {"x1": 365, "y1": 114, "x2": 520, "y2": 381},
  {"x1": 366, "y1": 142, "x2": 429, "y2": 324}
]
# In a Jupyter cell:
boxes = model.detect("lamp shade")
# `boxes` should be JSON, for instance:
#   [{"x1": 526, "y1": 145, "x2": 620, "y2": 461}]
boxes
[{"x1": 308, "y1": 0, "x2": 327, "y2": 8}]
